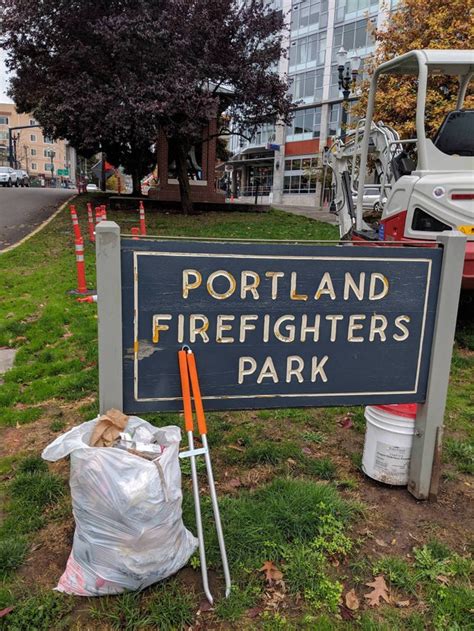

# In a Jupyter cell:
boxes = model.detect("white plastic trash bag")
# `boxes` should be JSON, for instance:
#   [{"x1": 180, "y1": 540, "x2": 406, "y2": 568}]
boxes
[{"x1": 42, "y1": 416, "x2": 197, "y2": 596}]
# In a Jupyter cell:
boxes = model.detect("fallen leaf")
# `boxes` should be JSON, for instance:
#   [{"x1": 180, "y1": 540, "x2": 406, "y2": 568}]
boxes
[
  {"x1": 340, "y1": 416, "x2": 353, "y2": 429},
  {"x1": 228, "y1": 478, "x2": 242, "y2": 488},
  {"x1": 391, "y1": 538, "x2": 397, "y2": 545},
  {"x1": 339, "y1": 605, "x2": 355, "y2": 621},
  {"x1": 436, "y1": 575, "x2": 450, "y2": 585},
  {"x1": 375, "y1": 538, "x2": 388, "y2": 547},
  {"x1": 198, "y1": 598, "x2": 213, "y2": 613},
  {"x1": 228, "y1": 444, "x2": 245, "y2": 452},
  {"x1": 259, "y1": 561, "x2": 284, "y2": 583},
  {"x1": 345, "y1": 588, "x2": 360, "y2": 610},
  {"x1": 0, "y1": 607, "x2": 13, "y2": 618},
  {"x1": 247, "y1": 606, "x2": 263, "y2": 619},
  {"x1": 396, "y1": 600, "x2": 410, "y2": 608},
  {"x1": 286, "y1": 458, "x2": 297, "y2": 465},
  {"x1": 340, "y1": 419, "x2": 351, "y2": 430},
  {"x1": 301, "y1": 447, "x2": 312, "y2": 455},
  {"x1": 364, "y1": 575, "x2": 390, "y2": 607}
]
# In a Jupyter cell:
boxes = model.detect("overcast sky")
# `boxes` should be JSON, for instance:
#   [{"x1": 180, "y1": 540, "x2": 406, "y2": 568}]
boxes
[{"x1": 0, "y1": 50, "x2": 13, "y2": 104}]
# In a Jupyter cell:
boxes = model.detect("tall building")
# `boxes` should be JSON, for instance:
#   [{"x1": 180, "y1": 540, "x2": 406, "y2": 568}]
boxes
[
  {"x1": 0, "y1": 102, "x2": 75, "y2": 183},
  {"x1": 228, "y1": 0, "x2": 393, "y2": 206}
]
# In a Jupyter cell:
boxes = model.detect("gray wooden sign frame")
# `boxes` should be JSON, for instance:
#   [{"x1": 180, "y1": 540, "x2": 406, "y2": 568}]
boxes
[{"x1": 96, "y1": 222, "x2": 466, "y2": 500}]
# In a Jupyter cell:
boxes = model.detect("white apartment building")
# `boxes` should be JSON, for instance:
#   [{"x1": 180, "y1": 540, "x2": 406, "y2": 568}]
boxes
[{"x1": 228, "y1": 0, "x2": 395, "y2": 206}]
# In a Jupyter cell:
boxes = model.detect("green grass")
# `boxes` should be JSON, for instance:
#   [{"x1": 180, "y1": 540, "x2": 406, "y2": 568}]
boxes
[
  {"x1": 0, "y1": 590, "x2": 75, "y2": 631},
  {"x1": 90, "y1": 580, "x2": 196, "y2": 631},
  {"x1": 0, "y1": 455, "x2": 65, "y2": 580},
  {"x1": 183, "y1": 477, "x2": 354, "y2": 572}
]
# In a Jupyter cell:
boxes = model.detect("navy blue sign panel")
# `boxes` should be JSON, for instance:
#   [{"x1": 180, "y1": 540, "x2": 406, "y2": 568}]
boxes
[{"x1": 121, "y1": 239, "x2": 442, "y2": 413}]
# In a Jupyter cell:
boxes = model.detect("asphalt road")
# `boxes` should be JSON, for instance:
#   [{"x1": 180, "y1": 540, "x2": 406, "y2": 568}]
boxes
[{"x1": 0, "y1": 187, "x2": 74, "y2": 250}]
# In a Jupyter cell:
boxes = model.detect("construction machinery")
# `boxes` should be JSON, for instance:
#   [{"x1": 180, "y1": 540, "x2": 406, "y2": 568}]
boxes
[{"x1": 326, "y1": 49, "x2": 474, "y2": 289}]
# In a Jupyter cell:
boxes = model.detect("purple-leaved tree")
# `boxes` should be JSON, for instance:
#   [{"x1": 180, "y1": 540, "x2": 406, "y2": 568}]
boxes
[{"x1": 0, "y1": 0, "x2": 292, "y2": 209}]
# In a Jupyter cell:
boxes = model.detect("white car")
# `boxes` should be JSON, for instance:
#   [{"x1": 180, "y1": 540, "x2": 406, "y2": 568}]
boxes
[
  {"x1": 352, "y1": 185, "x2": 386, "y2": 212},
  {"x1": 86, "y1": 183, "x2": 99, "y2": 192},
  {"x1": 0, "y1": 166, "x2": 18, "y2": 187},
  {"x1": 15, "y1": 170, "x2": 29, "y2": 187}
]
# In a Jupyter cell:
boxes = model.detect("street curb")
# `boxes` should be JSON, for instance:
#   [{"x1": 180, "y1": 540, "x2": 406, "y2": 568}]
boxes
[{"x1": 0, "y1": 193, "x2": 78, "y2": 255}]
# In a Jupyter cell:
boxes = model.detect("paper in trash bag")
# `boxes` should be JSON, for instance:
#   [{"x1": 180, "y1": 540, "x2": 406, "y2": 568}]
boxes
[{"x1": 42, "y1": 416, "x2": 197, "y2": 596}]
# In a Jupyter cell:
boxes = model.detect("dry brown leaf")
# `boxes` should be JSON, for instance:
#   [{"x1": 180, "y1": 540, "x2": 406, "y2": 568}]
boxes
[
  {"x1": 375, "y1": 538, "x2": 388, "y2": 547},
  {"x1": 198, "y1": 598, "x2": 213, "y2": 613},
  {"x1": 396, "y1": 600, "x2": 410, "y2": 608},
  {"x1": 345, "y1": 588, "x2": 360, "y2": 611},
  {"x1": 228, "y1": 478, "x2": 242, "y2": 488},
  {"x1": 436, "y1": 575, "x2": 450, "y2": 585},
  {"x1": 259, "y1": 561, "x2": 284, "y2": 583},
  {"x1": 364, "y1": 575, "x2": 390, "y2": 607}
]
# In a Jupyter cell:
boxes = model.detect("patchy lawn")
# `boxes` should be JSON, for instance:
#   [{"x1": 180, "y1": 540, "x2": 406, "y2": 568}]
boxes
[{"x1": 0, "y1": 194, "x2": 472, "y2": 630}]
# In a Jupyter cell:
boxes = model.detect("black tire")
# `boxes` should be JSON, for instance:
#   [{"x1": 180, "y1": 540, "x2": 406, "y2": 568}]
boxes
[
  {"x1": 374, "y1": 202, "x2": 381, "y2": 213},
  {"x1": 7, "y1": 179, "x2": 12, "y2": 187}
]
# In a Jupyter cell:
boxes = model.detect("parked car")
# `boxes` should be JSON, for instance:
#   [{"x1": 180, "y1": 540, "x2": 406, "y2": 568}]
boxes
[
  {"x1": 0, "y1": 166, "x2": 18, "y2": 187},
  {"x1": 352, "y1": 185, "x2": 386, "y2": 213},
  {"x1": 86, "y1": 183, "x2": 99, "y2": 192},
  {"x1": 15, "y1": 170, "x2": 30, "y2": 187}
]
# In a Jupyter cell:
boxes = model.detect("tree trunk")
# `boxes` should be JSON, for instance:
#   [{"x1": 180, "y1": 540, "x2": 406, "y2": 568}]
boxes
[
  {"x1": 175, "y1": 143, "x2": 193, "y2": 215},
  {"x1": 131, "y1": 169, "x2": 142, "y2": 196}
]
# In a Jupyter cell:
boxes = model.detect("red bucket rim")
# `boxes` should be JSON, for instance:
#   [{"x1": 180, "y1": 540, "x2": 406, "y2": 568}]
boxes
[{"x1": 374, "y1": 403, "x2": 418, "y2": 419}]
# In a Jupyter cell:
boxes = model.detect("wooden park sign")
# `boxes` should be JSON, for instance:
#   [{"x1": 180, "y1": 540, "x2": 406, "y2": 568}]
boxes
[{"x1": 96, "y1": 223, "x2": 466, "y2": 500}]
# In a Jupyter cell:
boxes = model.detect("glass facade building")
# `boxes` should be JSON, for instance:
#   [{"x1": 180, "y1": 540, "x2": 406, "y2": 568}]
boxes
[{"x1": 228, "y1": 0, "x2": 391, "y2": 205}]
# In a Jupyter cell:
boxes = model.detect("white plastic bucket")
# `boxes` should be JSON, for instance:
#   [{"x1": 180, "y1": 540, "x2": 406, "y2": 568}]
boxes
[{"x1": 362, "y1": 404, "x2": 417, "y2": 486}]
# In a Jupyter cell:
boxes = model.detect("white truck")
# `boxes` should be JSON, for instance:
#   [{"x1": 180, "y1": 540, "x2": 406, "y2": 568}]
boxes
[{"x1": 329, "y1": 49, "x2": 474, "y2": 290}]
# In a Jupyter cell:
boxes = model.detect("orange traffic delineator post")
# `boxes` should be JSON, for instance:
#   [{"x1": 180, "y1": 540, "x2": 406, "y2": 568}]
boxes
[
  {"x1": 72, "y1": 237, "x2": 88, "y2": 294},
  {"x1": 95, "y1": 207, "x2": 103, "y2": 225},
  {"x1": 87, "y1": 203, "x2": 95, "y2": 243},
  {"x1": 177, "y1": 346, "x2": 231, "y2": 604},
  {"x1": 139, "y1": 201, "x2": 147, "y2": 236},
  {"x1": 101, "y1": 204, "x2": 107, "y2": 221},
  {"x1": 131, "y1": 226, "x2": 140, "y2": 239},
  {"x1": 70, "y1": 205, "x2": 82, "y2": 240}
]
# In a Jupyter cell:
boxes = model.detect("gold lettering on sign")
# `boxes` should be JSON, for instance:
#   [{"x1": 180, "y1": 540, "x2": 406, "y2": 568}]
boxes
[
  {"x1": 393, "y1": 315, "x2": 411, "y2": 341},
  {"x1": 190, "y1": 314, "x2": 209, "y2": 343},
  {"x1": 216, "y1": 315, "x2": 235, "y2": 343},
  {"x1": 207, "y1": 270, "x2": 237, "y2": 300},
  {"x1": 369, "y1": 314, "x2": 388, "y2": 341},
  {"x1": 265, "y1": 271, "x2": 284, "y2": 299},
  {"x1": 238, "y1": 357, "x2": 257, "y2": 384},
  {"x1": 290, "y1": 272, "x2": 308, "y2": 301},
  {"x1": 152, "y1": 314, "x2": 172, "y2": 343},
  {"x1": 286, "y1": 355, "x2": 304, "y2": 383},
  {"x1": 344, "y1": 272, "x2": 366, "y2": 301},
  {"x1": 239, "y1": 315, "x2": 258, "y2": 342},
  {"x1": 182, "y1": 269, "x2": 202, "y2": 298},
  {"x1": 325, "y1": 314, "x2": 343, "y2": 341},
  {"x1": 347, "y1": 314, "x2": 366, "y2": 342},
  {"x1": 240, "y1": 271, "x2": 260, "y2": 299},
  {"x1": 274, "y1": 315, "x2": 296, "y2": 343},
  {"x1": 369, "y1": 273, "x2": 389, "y2": 300},
  {"x1": 315, "y1": 272, "x2": 336, "y2": 300},
  {"x1": 257, "y1": 357, "x2": 279, "y2": 383}
]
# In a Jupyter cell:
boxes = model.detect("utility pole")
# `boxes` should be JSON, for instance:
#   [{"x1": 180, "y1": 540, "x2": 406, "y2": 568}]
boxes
[{"x1": 100, "y1": 151, "x2": 106, "y2": 192}]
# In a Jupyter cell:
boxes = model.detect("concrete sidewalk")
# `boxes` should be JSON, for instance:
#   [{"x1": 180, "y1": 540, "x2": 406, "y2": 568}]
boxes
[{"x1": 273, "y1": 204, "x2": 338, "y2": 226}]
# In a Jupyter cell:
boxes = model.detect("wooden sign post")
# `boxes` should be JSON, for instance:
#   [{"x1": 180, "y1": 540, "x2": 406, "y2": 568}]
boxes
[{"x1": 96, "y1": 222, "x2": 466, "y2": 500}]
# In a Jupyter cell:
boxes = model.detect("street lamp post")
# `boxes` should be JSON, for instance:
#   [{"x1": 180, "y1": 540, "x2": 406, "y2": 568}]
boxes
[{"x1": 336, "y1": 47, "x2": 361, "y2": 144}]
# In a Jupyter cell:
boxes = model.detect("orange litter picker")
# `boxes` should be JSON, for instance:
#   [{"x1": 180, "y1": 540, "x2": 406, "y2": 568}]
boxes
[{"x1": 178, "y1": 346, "x2": 231, "y2": 604}]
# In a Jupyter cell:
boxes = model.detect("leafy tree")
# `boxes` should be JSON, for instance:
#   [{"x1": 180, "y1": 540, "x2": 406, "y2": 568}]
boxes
[
  {"x1": 353, "y1": 0, "x2": 473, "y2": 138},
  {"x1": 0, "y1": 0, "x2": 291, "y2": 208}
]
